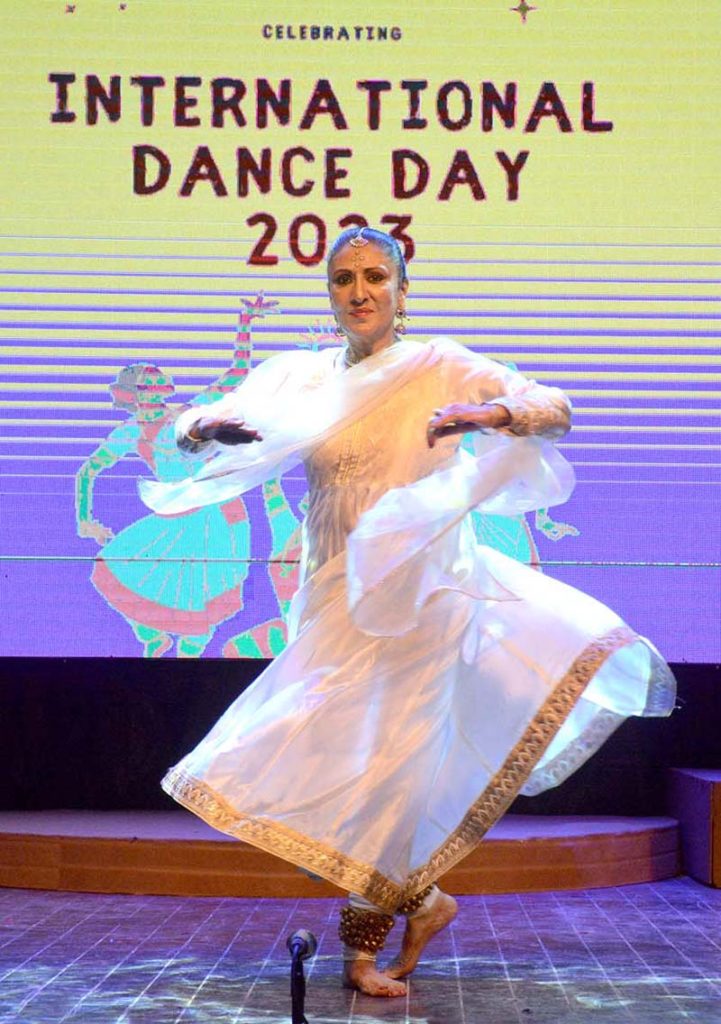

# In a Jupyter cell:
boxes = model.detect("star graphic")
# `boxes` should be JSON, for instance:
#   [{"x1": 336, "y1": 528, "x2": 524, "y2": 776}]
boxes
[{"x1": 511, "y1": 1, "x2": 537, "y2": 22}]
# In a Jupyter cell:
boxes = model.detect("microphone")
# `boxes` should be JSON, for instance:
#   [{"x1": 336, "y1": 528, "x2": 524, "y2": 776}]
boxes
[
  {"x1": 286, "y1": 929, "x2": 317, "y2": 1023},
  {"x1": 286, "y1": 929, "x2": 318, "y2": 961}
]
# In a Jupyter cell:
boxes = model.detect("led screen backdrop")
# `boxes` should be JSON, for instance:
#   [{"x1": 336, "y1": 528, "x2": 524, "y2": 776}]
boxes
[{"x1": 1, "y1": 0, "x2": 719, "y2": 661}]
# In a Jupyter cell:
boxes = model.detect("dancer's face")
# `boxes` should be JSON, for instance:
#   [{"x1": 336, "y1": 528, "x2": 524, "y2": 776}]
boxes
[
  {"x1": 110, "y1": 381, "x2": 138, "y2": 411},
  {"x1": 327, "y1": 242, "x2": 408, "y2": 355},
  {"x1": 110, "y1": 369, "x2": 173, "y2": 411}
]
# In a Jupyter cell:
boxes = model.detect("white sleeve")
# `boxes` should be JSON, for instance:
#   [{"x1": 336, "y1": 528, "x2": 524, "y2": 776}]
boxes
[
  {"x1": 173, "y1": 349, "x2": 321, "y2": 455},
  {"x1": 438, "y1": 338, "x2": 572, "y2": 440}
]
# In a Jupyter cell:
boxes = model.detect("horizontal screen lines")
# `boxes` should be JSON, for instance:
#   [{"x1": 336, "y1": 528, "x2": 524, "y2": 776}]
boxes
[
  {"x1": 1, "y1": 388, "x2": 718, "y2": 403},
  {"x1": 5, "y1": 233, "x2": 720, "y2": 249},
  {"x1": 540, "y1": 561, "x2": 721, "y2": 568},
  {"x1": 2, "y1": 366, "x2": 240, "y2": 376},
  {"x1": 1, "y1": 409, "x2": 718, "y2": 426},
  {"x1": 0, "y1": 418, "x2": 123, "y2": 427},
  {"x1": 2, "y1": 385, "x2": 716, "y2": 399},
  {"x1": 0, "y1": 398, "x2": 118, "y2": 406},
  {"x1": 562, "y1": 389, "x2": 721, "y2": 398},
  {"x1": 0, "y1": 383, "x2": 159, "y2": 392},
  {"x1": 557, "y1": 442, "x2": 720, "y2": 451},
  {"x1": 3, "y1": 461, "x2": 717, "y2": 477},
  {"x1": 416, "y1": 258, "x2": 721, "y2": 268},
  {"x1": 0, "y1": 454, "x2": 100, "y2": 460},
  {"x1": 3, "y1": 438, "x2": 718, "y2": 454},
  {"x1": 4, "y1": 350, "x2": 720, "y2": 368},
  {"x1": 473, "y1": 339, "x2": 721, "y2": 351},
  {"x1": 4, "y1": 269, "x2": 721, "y2": 287},
  {"x1": 3, "y1": 299, "x2": 721, "y2": 314},
  {"x1": 532, "y1": 371, "x2": 721, "y2": 382},
  {"x1": 0, "y1": 268, "x2": 328, "y2": 282},
  {"x1": 2, "y1": 312, "x2": 720, "y2": 328},
  {"x1": 2, "y1": 288, "x2": 721, "y2": 304},
  {"x1": 2, "y1": 388, "x2": 720, "y2": 410},
  {"x1": 5, "y1": 337, "x2": 721, "y2": 355},
  {"x1": 1, "y1": 472, "x2": 102, "y2": 478},
  {"x1": 2, "y1": 323, "x2": 721, "y2": 340},
  {"x1": 0, "y1": 555, "x2": 299, "y2": 565},
  {"x1": 573, "y1": 480, "x2": 721, "y2": 487},
  {"x1": 1, "y1": 348, "x2": 246, "y2": 361},
  {"x1": 5, "y1": 368, "x2": 719, "y2": 383},
  {"x1": 571, "y1": 424, "x2": 721, "y2": 433},
  {"x1": 4, "y1": 340, "x2": 720, "y2": 359},
  {"x1": 5, "y1": 250, "x2": 721, "y2": 268},
  {"x1": 4, "y1": 350, "x2": 721, "y2": 370},
  {"x1": 3, "y1": 463, "x2": 718, "y2": 485},
  {"x1": 426, "y1": 240, "x2": 721, "y2": 249},
  {"x1": 575, "y1": 462, "x2": 721, "y2": 469},
  {"x1": 398, "y1": 276, "x2": 721, "y2": 286},
  {"x1": 2, "y1": 300, "x2": 721, "y2": 314},
  {"x1": 0, "y1": 554, "x2": 718, "y2": 569},
  {"x1": 470, "y1": 352, "x2": 721, "y2": 366},
  {"x1": 2, "y1": 418, "x2": 720, "y2": 435},
  {"x1": 575, "y1": 465, "x2": 721, "y2": 472},
  {"x1": 4, "y1": 469, "x2": 719, "y2": 482},
  {"x1": 0, "y1": 437, "x2": 108, "y2": 445}
]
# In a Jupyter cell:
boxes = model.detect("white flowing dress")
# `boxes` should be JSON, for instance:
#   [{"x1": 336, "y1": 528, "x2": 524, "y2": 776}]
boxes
[{"x1": 142, "y1": 338, "x2": 676, "y2": 912}]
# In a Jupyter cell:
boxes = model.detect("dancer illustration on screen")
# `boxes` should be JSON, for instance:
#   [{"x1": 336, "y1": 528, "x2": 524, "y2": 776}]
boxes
[{"x1": 75, "y1": 292, "x2": 292, "y2": 657}]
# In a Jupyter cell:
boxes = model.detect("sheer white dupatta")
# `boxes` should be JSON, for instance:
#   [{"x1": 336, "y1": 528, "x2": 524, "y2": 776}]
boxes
[
  {"x1": 347, "y1": 432, "x2": 575, "y2": 636},
  {"x1": 140, "y1": 341, "x2": 438, "y2": 514},
  {"x1": 140, "y1": 338, "x2": 575, "y2": 638}
]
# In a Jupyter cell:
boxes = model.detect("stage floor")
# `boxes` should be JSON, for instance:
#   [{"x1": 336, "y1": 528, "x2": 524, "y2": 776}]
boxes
[{"x1": 1, "y1": 878, "x2": 719, "y2": 1024}]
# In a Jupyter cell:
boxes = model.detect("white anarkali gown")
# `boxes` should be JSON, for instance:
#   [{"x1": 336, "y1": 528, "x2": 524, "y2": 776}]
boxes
[{"x1": 142, "y1": 338, "x2": 676, "y2": 912}]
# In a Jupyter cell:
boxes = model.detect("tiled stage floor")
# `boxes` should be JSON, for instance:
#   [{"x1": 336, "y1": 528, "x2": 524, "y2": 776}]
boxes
[{"x1": 1, "y1": 878, "x2": 720, "y2": 1024}]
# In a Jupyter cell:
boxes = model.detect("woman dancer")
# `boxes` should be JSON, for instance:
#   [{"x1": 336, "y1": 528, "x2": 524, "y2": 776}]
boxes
[{"x1": 142, "y1": 227, "x2": 675, "y2": 997}]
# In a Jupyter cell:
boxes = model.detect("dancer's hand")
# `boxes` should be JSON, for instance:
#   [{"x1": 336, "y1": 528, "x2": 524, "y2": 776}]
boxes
[
  {"x1": 78, "y1": 519, "x2": 115, "y2": 544},
  {"x1": 427, "y1": 403, "x2": 511, "y2": 448},
  {"x1": 189, "y1": 417, "x2": 263, "y2": 446},
  {"x1": 535, "y1": 508, "x2": 580, "y2": 542}
]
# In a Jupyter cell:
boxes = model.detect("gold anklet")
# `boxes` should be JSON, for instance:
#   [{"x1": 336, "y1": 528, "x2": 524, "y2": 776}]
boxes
[
  {"x1": 397, "y1": 885, "x2": 434, "y2": 916},
  {"x1": 338, "y1": 906, "x2": 395, "y2": 954}
]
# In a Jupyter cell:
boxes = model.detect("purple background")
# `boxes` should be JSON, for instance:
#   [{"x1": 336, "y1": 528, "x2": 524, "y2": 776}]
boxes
[{"x1": 1, "y1": 247, "x2": 719, "y2": 662}]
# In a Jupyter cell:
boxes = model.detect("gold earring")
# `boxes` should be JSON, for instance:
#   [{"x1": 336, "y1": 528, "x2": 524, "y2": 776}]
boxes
[
  {"x1": 395, "y1": 307, "x2": 409, "y2": 335},
  {"x1": 334, "y1": 317, "x2": 345, "y2": 337}
]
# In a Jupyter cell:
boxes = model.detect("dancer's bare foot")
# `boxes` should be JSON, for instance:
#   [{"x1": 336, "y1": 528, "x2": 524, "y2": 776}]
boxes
[
  {"x1": 385, "y1": 891, "x2": 458, "y2": 979},
  {"x1": 342, "y1": 960, "x2": 407, "y2": 997}
]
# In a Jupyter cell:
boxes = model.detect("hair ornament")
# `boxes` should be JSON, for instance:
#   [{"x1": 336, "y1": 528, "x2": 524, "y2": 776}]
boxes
[{"x1": 348, "y1": 227, "x2": 369, "y2": 248}]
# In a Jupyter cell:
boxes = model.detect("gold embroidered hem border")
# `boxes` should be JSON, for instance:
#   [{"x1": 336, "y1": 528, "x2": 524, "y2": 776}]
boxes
[
  {"x1": 162, "y1": 625, "x2": 646, "y2": 912},
  {"x1": 519, "y1": 707, "x2": 624, "y2": 797},
  {"x1": 522, "y1": 640, "x2": 676, "y2": 796},
  {"x1": 162, "y1": 765, "x2": 401, "y2": 906}
]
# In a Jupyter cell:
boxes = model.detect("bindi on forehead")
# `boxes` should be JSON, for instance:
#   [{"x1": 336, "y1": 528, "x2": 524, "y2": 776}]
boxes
[
  {"x1": 348, "y1": 228, "x2": 369, "y2": 266},
  {"x1": 330, "y1": 247, "x2": 391, "y2": 276}
]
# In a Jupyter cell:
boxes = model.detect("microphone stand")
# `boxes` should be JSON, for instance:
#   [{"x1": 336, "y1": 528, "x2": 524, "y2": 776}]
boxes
[{"x1": 286, "y1": 930, "x2": 317, "y2": 1024}]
